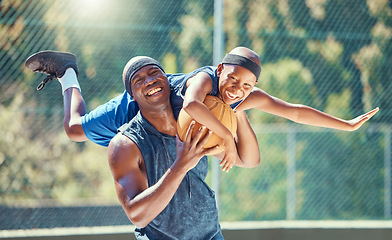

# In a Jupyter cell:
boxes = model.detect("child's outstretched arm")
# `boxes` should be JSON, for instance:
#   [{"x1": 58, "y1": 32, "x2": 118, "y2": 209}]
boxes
[
  {"x1": 183, "y1": 72, "x2": 239, "y2": 172},
  {"x1": 236, "y1": 87, "x2": 379, "y2": 131}
]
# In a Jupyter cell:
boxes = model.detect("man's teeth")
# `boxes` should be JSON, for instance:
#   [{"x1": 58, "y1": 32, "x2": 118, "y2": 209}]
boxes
[{"x1": 147, "y1": 88, "x2": 162, "y2": 96}]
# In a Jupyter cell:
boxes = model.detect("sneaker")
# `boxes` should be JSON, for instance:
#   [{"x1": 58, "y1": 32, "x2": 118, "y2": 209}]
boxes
[{"x1": 25, "y1": 50, "x2": 79, "y2": 90}]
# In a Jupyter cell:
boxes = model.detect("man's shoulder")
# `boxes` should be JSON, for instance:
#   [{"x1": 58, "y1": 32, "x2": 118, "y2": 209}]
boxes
[
  {"x1": 110, "y1": 133, "x2": 133, "y2": 146},
  {"x1": 108, "y1": 133, "x2": 141, "y2": 162},
  {"x1": 108, "y1": 133, "x2": 144, "y2": 179},
  {"x1": 108, "y1": 133, "x2": 144, "y2": 172}
]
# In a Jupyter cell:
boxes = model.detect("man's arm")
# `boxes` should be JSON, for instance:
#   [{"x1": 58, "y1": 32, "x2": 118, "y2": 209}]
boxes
[
  {"x1": 236, "y1": 87, "x2": 379, "y2": 131},
  {"x1": 108, "y1": 133, "x2": 186, "y2": 228},
  {"x1": 108, "y1": 122, "x2": 215, "y2": 228}
]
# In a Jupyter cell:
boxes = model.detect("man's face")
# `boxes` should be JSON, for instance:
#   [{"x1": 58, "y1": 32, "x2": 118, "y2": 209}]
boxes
[
  {"x1": 130, "y1": 65, "x2": 170, "y2": 109},
  {"x1": 217, "y1": 64, "x2": 257, "y2": 105}
]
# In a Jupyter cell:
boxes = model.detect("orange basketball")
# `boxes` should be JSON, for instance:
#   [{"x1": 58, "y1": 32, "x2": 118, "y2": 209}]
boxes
[{"x1": 177, "y1": 95, "x2": 237, "y2": 155}]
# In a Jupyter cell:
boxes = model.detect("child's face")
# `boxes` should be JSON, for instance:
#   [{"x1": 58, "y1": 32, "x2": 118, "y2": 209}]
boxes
[{"x1": 217, "y1": 64, "x2": 257, "y2": 105}]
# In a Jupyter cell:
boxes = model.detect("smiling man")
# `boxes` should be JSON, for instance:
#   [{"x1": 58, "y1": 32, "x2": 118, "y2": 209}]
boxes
[{"x1": 108, "y1": 56, "x2": 224, "y2": 239}]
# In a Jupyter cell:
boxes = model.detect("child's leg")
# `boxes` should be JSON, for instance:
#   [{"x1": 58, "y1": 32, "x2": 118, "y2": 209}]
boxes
[
  {"x1": 61, "y1": 68, "x2": 87, "y2": 141},
  {"x1": 25, "y1": 51, "x2": 88, "y2": 142}
]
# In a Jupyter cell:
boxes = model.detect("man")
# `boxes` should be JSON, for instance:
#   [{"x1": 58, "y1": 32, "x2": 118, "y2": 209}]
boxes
[{"x1": 107, "y1": 56, "x2": 223, "y2": 239}]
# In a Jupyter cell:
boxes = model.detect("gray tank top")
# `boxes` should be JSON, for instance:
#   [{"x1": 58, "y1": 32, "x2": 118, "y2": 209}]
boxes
[{"x1": 119, "y1": 112, "x2": 223, "y2": 240}]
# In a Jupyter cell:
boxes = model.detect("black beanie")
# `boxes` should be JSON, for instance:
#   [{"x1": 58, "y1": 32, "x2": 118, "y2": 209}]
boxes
[{"x1": 123, "y1": 56, "x2": 165, "y2": 95}]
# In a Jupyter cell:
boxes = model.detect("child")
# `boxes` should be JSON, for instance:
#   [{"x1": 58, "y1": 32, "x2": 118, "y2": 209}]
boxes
[
  {"x1": 159, "y1": 46, "x2": 379, "y2": 171},
  {"x1": 25, "y1": 48, "x2": 378, "y2": 172}
]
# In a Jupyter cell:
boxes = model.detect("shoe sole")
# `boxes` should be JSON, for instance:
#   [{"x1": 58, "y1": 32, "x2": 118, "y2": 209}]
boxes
[{"x1": 25, "y1": 50, "x2": 76, "y2": 71}]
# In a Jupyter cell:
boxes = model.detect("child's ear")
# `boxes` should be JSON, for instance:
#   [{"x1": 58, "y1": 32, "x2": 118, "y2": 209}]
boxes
[{"x1": 217, "y1": 63, "x2": 223, "y2": 77}]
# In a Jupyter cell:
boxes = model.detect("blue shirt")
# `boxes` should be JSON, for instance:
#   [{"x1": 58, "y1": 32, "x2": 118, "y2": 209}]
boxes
[{"x1": 81, "y1": 92, "x2": 139, "y2": 147}]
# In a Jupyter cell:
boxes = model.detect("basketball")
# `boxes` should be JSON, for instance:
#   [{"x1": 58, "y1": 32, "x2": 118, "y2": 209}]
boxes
[{"x1": 177, "y1": 95, "x2": 237, "y2": 155}]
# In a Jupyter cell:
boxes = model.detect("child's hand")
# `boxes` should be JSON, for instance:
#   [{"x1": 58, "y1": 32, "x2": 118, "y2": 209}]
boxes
[
  {"x1": 219, "y1": 137, "x2": 238, "y2": 172},
  {"x1": 346, "y1": 107, "x2": 379, "y2": 131}
]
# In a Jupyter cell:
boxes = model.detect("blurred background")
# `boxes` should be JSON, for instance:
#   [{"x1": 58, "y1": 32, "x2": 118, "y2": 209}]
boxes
[{"x1": 0, "y1": 0, "x2": 391, "y2": 232}]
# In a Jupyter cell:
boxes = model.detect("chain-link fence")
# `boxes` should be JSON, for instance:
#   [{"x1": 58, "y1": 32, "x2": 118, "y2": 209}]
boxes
[{"x1": 1, "y1": 0, "x2": 391, "y2": 229}]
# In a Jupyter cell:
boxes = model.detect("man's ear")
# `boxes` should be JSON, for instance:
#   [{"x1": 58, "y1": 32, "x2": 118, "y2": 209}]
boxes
[
  {"x1": 216, "y1": 63, "x2": 223, "y2": 77},
  {"x1": 129, "y1": 87, "x2": 134, "y2": 99}
]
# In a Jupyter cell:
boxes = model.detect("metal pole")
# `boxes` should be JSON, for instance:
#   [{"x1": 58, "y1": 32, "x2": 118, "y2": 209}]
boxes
[
  {"x1": 213, "y1": 0, "x2": 224, "y2": 67},
  {"x1": 286, "y1": 127, "x2": 296, "y2": 220},
  {"x1": 212, "y1": 0, "x2": 224, "y2": 211},
  {"x1": 385, "y1": 125, "x2": 391, "y2": 219}
]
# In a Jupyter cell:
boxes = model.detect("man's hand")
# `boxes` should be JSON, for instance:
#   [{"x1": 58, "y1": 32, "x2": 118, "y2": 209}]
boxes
[{"x1": 174, "y1": 121, "x2": 217, "y2": 173}]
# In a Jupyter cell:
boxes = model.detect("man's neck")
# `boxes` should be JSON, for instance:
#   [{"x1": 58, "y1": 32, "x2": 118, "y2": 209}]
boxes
[{"x1": 140, "y1": 107, "x2": 177, "y2": 136}]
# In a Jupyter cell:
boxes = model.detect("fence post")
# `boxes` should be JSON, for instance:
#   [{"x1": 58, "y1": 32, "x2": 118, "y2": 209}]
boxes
[
  {"x1": 212, "y1": 0, "x2": 224, "y2": 211},
  {"x1": 385, "y1": 125, "x2": 391, "y2": 219},
  {"x1": 286, "y1": 127, "x2": 296, "y2": 220},
  {"x1": 214, "y1": 0, "x2": 224, "y2": 65}
]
